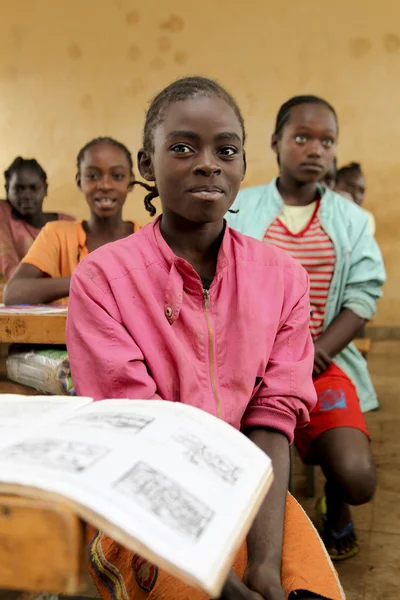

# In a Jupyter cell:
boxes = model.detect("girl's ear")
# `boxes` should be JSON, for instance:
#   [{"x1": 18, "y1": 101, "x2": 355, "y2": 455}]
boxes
[
  {"x1": 138, "y1": 149, "x2": 156, "y2": 182},
  {"x1": 75, "y1": 172, "x2": 82, "y2": 190},
  {"x1": 271, "y1": 133, "x2": 279, "y2": 156}
]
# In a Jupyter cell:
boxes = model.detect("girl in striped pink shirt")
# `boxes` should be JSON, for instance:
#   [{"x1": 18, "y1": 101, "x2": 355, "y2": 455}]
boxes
[{"x1": 228, "y1": 96, "x2": 382, "y2": 562}]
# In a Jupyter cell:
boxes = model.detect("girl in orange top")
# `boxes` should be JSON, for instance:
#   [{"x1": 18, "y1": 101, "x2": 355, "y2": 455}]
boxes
[{"x1": 4, "y1": 137, "x2": 145, "y2": 305}]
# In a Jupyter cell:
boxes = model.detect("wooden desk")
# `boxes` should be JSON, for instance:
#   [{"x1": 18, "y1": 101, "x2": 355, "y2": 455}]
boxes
[
  {"x1": 0, "y1": 310, "x2": 67, "y2": 394},
  {"x1": 0, "y1": 495, "x2": 90, "y2": 595},
  {"x1": 0, "y1": 310, "x2": 92, "y2": 595},
  {"x1": 0, "y1": 311, "x2": 66, "y2": 345}
]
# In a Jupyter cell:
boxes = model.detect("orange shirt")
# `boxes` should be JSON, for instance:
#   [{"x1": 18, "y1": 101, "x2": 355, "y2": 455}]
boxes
[{"x1": 21, "y1": 220, "x2": 140, "y2": 278}]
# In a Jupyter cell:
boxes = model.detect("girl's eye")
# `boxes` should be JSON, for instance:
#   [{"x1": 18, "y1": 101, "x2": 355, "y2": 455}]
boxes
[
  {"x1": 218, "y1": 147, "x2": 237, "y2": 157},
  {"x1": 85, "y1": 173, "x2": 99, "y2": 181},
  {"x1": 322, "y1": 138, "x2": 334, "y2": 148},
  {"x1": 295, "y1": 135, "x2": 308, "y2": 144},
  {"x1": 171, "y1": 144, "x2": 192, "y2": 154},
  {"x1": 113, "y1": 173, "x2": 125, "y2": 181}
]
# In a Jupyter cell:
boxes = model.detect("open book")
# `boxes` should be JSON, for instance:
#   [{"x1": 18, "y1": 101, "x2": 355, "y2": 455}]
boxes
[{"x1": 0, "y1": 395, "x2": 273, "y2": 597}]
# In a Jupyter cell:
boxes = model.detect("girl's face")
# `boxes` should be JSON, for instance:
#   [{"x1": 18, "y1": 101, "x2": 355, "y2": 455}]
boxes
[
  {"x1": 336, "y1": 171, "x2": 365, "y2": 206},
  {"x1": 139, "y1": 95, "x2": 245, "y2": 225},
  {"x1": 77, "y1": 142, "x2": 134, "y2": 218},
  {"x1": 272, "y1": 103, "x2": 338, "y2": 184},
  {"x1": 7, "y1": 168, "x2": 47, "y2": 217}
]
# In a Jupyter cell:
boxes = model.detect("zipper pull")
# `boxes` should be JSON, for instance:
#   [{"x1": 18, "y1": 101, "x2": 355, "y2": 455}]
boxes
[{"x1": 202, "y1": 289, "x2": 210, "y2": 309}]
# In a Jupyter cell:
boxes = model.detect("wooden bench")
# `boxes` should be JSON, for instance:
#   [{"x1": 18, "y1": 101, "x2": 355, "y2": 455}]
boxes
[{"x1": 354, "y1": 337, "x2": 372, "y2": 356}]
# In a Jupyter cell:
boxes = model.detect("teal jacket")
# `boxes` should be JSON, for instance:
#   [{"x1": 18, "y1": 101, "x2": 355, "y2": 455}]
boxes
[{"x1": 226, "y1": 179, "x2": 386, "y2": 412}]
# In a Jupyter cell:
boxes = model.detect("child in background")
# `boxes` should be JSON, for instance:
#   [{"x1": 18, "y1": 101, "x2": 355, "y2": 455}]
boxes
[
  {"x1": 227, "y1": 95, "x2": 385, "y2": 561},
  {"x1": 66, "y1": 77, "x2": 344, "y2": 600},
  {"x1": 4, "y1": 138, "x2": 144, "y2": 306},
  {"x1": 0, "y1": 157, "x2": 74, "y2": 280},
  {"x1": 336, "y1": 162, "x2": 376, "y2": 234}
]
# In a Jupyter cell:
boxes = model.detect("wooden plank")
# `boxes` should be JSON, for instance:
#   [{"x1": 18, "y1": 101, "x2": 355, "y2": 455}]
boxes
[
  {"x1": 354, "y1": 338, "x2": 372, "y2": 354},
  {"x1": 0, "y1": 495, "x2": 88, "y2": 595},
  {"x1": 0, "y1": 314, "x2": 66, "y2": 345}
]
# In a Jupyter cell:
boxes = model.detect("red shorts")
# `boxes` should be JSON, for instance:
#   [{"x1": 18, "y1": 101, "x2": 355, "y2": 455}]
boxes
[{"x1": 295, "y1": 363, "x2": 370, "y2": 462}]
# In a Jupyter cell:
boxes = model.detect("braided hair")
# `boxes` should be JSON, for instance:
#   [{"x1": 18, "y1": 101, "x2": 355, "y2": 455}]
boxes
[
  {"x1": 76, "y1": 136, "x2": 153, "y2": 195},
  {"x1": 141, "y1": 76, "x2": 246, "y2": 216},
  {"x1": 274, "y1": 95, "x2": 338, "y2": 137},
  {"x1": 336, "y1": 162, "x2": 362, "y2": 183},
  {"x1": 4, "y1": 157, "x2": 48, "y2": 194}
]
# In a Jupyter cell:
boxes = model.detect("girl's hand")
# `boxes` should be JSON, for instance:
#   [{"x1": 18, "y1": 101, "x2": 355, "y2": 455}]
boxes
[
  {"x1": 313, "y1": 341, "x2": 332, "y2": 377},
  {"x1": 217, "y1": 569, "x2": 264, "y2": 600},
  {"x1": 244, "y1": 563, "x2": 285, "y2": 600}
]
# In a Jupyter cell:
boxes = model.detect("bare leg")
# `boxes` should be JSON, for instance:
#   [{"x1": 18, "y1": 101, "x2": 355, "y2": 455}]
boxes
[{"x1": 310, "y1": 427, "x2": 375, "y2": 556}]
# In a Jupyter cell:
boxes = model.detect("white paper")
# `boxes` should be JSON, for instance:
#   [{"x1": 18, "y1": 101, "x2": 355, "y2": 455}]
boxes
[
  {"x1": 0, "y1": 304, "x2": 67, "y2": 315},
  {"x1": 0, "y1": 395, "x2": 92, "y2": 443},
  {"x1": 0, "y1": 398, "x2": 272, "y2": 595}
]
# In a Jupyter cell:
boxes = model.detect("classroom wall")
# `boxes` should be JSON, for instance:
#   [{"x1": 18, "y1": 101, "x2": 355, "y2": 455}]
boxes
[{"x1": 0, "y1": 0, "x2": 399, "y2": 325}]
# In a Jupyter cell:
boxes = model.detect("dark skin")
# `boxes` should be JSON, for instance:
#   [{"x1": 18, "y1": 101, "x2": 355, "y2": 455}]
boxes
[
  {"x1": 4, "y1": 143, "x2": 134, "y2": 306},
  {"x1": 272, "y1": 103, "x2": 375, "y2": 557},
  {"x1": 6, "y1": 167, "x2": 57, "y2": 228},
  {"x1": 321, "y1": 161, "x2": 336, "y2": 190},
  {"x1": 335, "y1": 170, "x2": 365, "y2": 206},
  {"x1": 139, "y1": 95, "x2": 293, "y2": 600}
]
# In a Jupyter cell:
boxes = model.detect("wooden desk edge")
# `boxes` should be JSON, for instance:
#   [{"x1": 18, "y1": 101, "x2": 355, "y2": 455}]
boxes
[
  {"x1": 0, "y1": 494, "x2": 89, "y2": 594},
  {"x1": 0, "y1": 313, "x2": 67, "y2": 345}
]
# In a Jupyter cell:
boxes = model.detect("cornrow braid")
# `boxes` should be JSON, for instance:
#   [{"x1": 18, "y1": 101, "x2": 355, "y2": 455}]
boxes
[
  {"x1": 141, "y1": 76, "x2": 246, "y2": 216},
  {"x1": 4, "y1": 157, "x2": 48, "y2": 193},
  {"x1": 76, "y1": 136, "x2": 134, "y2": 175},
  {"x1": 274, "y1": 95, "x2": 338, "y2": 137}
]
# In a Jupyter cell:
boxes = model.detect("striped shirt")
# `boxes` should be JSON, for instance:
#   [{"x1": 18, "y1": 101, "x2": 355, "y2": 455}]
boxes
[{"x1": 264, "y1": 200, "x2": 335, "y2": 338}]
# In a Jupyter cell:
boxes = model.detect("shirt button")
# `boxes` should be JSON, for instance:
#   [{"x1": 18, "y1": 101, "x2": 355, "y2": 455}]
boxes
[{"x1": 165, "y1": 307, "x2": 173, "y2": 318}]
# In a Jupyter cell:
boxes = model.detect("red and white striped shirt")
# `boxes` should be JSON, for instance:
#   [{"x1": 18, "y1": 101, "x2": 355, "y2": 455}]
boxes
[{"x1": 264, "y1": 201, "x2": 335, "y2": 339}]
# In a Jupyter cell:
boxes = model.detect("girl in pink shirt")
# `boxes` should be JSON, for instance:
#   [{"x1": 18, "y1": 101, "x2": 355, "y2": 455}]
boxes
[
  {"x1": 66, "y1": 77, "x2": 344, "y2": 600},
  {"x1": 0, "y1": 157, "x2": 74, "y2": 280}
]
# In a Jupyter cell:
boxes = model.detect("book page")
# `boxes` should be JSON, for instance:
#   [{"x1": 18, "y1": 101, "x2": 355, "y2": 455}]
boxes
[
  {"x1": 0, "y1": 304, "x2": 67, "y2": 315},
  {"x1": 0, "y1": 399, "x2": 272, "y2": 595},
  {"x1": 0, "y1": 395, "x2": 93, "y2": 443}
]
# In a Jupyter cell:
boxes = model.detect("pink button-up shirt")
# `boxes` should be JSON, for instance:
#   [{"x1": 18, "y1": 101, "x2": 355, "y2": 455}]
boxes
[{"x1": 66, "y1": 218, "x2": 316, "y2": 443}]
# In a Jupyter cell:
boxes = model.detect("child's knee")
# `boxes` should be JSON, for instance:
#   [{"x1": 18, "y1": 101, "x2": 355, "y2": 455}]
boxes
[{"x1": 335, "y1": 454, "x2": 376, "y2": 504}]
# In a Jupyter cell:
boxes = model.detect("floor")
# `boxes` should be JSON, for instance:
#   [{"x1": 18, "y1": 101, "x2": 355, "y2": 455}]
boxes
[
  {"x1": 0, "y1": 341, "x2": 399, "y2": 600},
  {"x1": 295, "y1": 341, "x2": 400, "y2": 600}
]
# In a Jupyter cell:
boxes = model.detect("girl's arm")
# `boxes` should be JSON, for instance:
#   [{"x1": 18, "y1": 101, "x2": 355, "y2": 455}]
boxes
[
  {"x1": 0, "y1": 218, "x2": 21, "y2": 281},
  {"x1": 4, "y1": 222, "x2": 71, "y2": 305},
  {"x1": 313, "y1": 308, "x2": 365, "y2": 376},
  {"x1": 239, "y1": 266, "x2": 316, "y2": 598},
  {"x1": 314, "y1": 212, "x2": 385, "y2": 375},
  {"x1": 66, "y1": 263, "x2": 163, "y2": 401},
  {"x1": 4, "y1": 263, "x2": 70, "y2": 305},
  {"x1": 243, "y1": 428, "x2": 288, "y2": 600}
]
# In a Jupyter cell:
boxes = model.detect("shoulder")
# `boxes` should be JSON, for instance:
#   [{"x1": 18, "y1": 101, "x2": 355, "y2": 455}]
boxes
[
  {"x1": 40, "y1": 220, "x2": 82, "y2": 237},
  {"x1": 57, "y1": 213, "x2": 76, "y2": 221},
  {"x1": 322, "y1": 188, "x2": 369, "y2": 224},
  {"x1": 0, "y1": 200, "x2": 12, "y2": 218},
  {"x1": 73, "y1": 223, "x2": 157, "y2": 288},
  {"x1": 232, "y1": 183, "x2": 271, "y2": 209},
  {"x1": 228, "y1": 227, "x2": 308, "y2": 287},
  {"x1": 42, "y1": 220, "x2": 81, "y2": 232}
]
